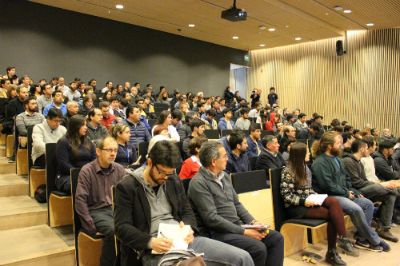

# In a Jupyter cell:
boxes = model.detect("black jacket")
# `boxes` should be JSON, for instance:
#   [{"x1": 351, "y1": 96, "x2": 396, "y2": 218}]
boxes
[
  {"x1": 255, "y1": 148, "x2": 285, "y2": 171},
  {"x1": 372, "y1": 151, "x2": 400, "y2": 181},
  {"x1": 114, "y1": 173, "x2": 198, "y2": 266},
  {"x1": 342, "y1": 153, "x2": 374, "y2": 189}
]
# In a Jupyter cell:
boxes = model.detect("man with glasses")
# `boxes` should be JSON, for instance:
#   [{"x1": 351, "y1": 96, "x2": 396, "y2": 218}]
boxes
[
  {"x1": 32, "y1": 108, "x2": 66, "y2": 168},
  {"x1": 75, "y1": 136, "x2": 125, "y2": 266},
  {"x1": 114, "y1": 140, "x2": 254, "y2": 266}
]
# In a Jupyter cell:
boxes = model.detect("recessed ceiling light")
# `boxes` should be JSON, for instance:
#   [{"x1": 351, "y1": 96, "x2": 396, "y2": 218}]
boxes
[
  {"x1": 343, "y1": 9, "x2": 352, "y2": 14},
  {"x1": 268, "y1": 28, "x2": 276, "y2": 32},
  {"x1": 285, "y1": 25, "x2": 290, "y2": 28},
  {"x1": 259, "y1": 25, "x2": 266, "y2": 30},
  {"x1": 259, "y1": 44, "x2": 266, "y2": 47},
  {"x1": 115, "y1": 4, "x2": 124, "y2": 9},
  {"x1": 366, "y1": 23, "x2": 374, "y2": 27},
  {"x1": 188, "y1": 24, "x2": 195, "y2": 28},
  {"x1": 232, "y1": 36, "x2": 239, "y2": 40},
  {"x1": 295, "y1": 37, "x2": 302, "y2": 41}
]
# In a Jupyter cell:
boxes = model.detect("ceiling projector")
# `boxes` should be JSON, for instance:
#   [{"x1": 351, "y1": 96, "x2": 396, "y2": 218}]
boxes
[{"x1": 221, "y1": 0, "x2": 247, "y2": 22}]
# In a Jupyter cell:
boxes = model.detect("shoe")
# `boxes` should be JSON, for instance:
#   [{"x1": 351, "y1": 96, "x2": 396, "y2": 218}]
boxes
[
  {"x1": 325, "y1": 249, "x2": 347, "y2": 266},
  {"x1": 379, "y1": 240, "x2": 391, "y2": 252},
  {"x1": 337, "y1": 237, "x2": 359, "y2": 257},
  {"x1": 377, "y1": 228, "x2": 399, "y2": 243},
  {"x1": 354, "y1": 239, "x2": 383, "y2": 252}
]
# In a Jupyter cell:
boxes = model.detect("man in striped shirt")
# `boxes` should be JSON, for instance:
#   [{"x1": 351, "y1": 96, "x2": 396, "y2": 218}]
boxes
[{"x1": 15, "y1": 96, "x2": 45, "y2": 142}]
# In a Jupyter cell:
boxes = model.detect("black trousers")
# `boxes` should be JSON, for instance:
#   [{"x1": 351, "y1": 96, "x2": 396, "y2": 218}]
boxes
[{"x1": 212, "y1": 230, "x2": 284, "y2": 266}]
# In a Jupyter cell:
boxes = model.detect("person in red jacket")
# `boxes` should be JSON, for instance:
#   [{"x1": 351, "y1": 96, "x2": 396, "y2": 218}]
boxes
[
  {"x1": 265, "y1": 111, "x2": 276, "y2": 131},
  {"x1": 179, "y1": 137, "x2": 208, "y2": 179}
]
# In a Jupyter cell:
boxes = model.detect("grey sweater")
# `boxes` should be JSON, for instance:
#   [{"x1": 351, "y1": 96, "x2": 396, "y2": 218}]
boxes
[
  {"x1": 188, "y1": 167, "x2": 254, "y2": 235},
  {"x1": 342, "y1": 153, "x2": 375, "y2": 189}
]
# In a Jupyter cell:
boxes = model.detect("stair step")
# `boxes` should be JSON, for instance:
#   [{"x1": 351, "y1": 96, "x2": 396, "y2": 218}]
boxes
[
  {"x1": 0, "y1": 146, "x2": 5, "y2": 157},
  {"x1": 0, "y1": 174, "x2": 28, "y2": 197},
  {"x1": 0, "y1": 225, "x2": 74, "y2": 266},
  {"x1": 0, "y1": 196, "x2": 47, "y2": 230},
  {"x1": 0, "y1": 157, "x2": 16, "y2": 175}
]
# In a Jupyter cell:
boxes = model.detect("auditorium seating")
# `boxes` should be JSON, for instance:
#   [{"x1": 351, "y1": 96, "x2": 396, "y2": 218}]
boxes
[
  {"x1": 46, "y1": 143, "x2": 73, "y2": 227},
  {"x1": 70, "y1": 167, "x2": 103, "y2": 266},
  {"x1": 269, "y1": 168, "x2": 327, "y2": 256},
  {"x1": 27, "y1": 126, "x2": 45, "y2": 197},
  {"x1": 231, "y1": 170, "x2": 274, "y2": 227},
  {"x1": 6, "y1": 134, "x2": 13, "y2": 158}
]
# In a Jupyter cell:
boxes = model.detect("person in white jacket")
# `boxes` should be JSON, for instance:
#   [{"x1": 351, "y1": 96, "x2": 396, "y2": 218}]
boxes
[{"x1": 32, "y1": 108, "x2": 67, "y2": 168}]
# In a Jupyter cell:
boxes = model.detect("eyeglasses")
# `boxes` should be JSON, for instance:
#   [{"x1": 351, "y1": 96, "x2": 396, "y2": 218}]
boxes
[
  {"x1": 154, "y1": 164, "x2": 175, "y2": 177},
  {"x1": 101, "y1": 148, "x2": 118, "y2": 153}
]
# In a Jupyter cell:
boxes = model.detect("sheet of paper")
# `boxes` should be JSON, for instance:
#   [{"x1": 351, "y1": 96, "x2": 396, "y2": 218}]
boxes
[
  {"x1": 152, "y1": 223, "x2": 191, "y2": 254},
  {"x1": 306, "y1": 194, "x2": 328, "y2": 206}
]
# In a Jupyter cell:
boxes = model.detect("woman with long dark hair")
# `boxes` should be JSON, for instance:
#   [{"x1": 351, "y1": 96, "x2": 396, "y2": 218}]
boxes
[
  {"x1": 110, "y1": 124, "x2": 137, "y2": 167},
  {"x1": 280, "y1": 142, "x2": 358, "y2": 265},
  {"x1": 152, "y1": 110, "x2": 180, "y2": 142},
  {"x1": 56, "y1": 115, "x2": 96, "y2": 193}
]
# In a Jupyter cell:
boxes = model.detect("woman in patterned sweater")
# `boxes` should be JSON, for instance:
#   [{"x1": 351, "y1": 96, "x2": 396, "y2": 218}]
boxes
[{"x1": 280, "y1": 142, "x2": 358, "y2": 266}]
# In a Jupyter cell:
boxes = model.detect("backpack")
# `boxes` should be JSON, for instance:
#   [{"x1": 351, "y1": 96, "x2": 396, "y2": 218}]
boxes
[{"x1": 34, "y1": 184, "x2": 47, "y2": 203}]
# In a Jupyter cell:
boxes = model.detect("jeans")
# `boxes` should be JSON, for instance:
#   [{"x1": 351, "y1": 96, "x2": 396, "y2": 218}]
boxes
[
  {"x1": 333, "y1": 196, "x2": 380, "y2": 245},
  {"x1": 212, "y1": 230, "x2": 284, "y2": 266},
  {"x1": 90, "y1": 207, "x2": 116, "y2": 266},
  {"x1": 142, "y1": 236, "x2": 254, "y2": 266},
  {"x1": 359, "y1": 183, "x2": 397, "y2": 228}
]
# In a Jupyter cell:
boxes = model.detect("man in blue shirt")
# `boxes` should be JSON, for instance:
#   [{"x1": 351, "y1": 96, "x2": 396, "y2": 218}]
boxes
[
  {"x1": 124, "y1": 104, "x2": 151, "y2": 148},
  {"x1": 247, "y1": 123, "x2": 262, "y2": 158},
  {"x1": 43, "y1": 90, "x2": 67, "y2": 117}
]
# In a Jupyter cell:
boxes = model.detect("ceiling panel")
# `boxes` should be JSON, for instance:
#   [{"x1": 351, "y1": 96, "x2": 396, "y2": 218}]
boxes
[{"x1": 30, "y1": 0, "x2": 400, "y2": 51}]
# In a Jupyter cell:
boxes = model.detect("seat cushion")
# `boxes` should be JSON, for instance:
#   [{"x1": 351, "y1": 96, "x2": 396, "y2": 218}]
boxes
[{"x1": 284, "y1": 218, "x2": 326, "y2": 227}]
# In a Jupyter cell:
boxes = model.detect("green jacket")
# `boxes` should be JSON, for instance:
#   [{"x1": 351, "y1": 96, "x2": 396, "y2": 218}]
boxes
[{"x1": 312, "y1": 154, "x2": 360, "y2": 197}]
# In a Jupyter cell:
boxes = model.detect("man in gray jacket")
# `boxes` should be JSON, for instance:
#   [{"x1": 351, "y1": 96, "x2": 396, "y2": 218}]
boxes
[
  {"x1": 188, "y1": 141, "x2": 284, "y2": 266},
  {"x1": 343, "y1": 140, "x2": 398, "y2": 242}
]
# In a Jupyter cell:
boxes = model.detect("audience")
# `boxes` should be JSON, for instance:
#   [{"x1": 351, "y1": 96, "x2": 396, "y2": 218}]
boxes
[
  {"x1": 62, "y1": 101, "x2": 79, "y2": 128},
  {"x1": 75, "y1": 136, "x2": 125, "y2": 266},
  {"x1": 188, "y1": 141, "x2": 284, "y2": 266},
  {"x1": 247, "y1": 123, "x2": 262, "y2": 158},
  {"x1": 86, "y1": 108, "x2": 109, "y2": 143},
  {"x1": 152, "y1": 110, "x2": 180, "y2": 142},
  {"x1": 56, "y1": 115, "x2": 96, "y2": 194},
  {"x1": 179, "y1": 137, "x2": 208, "y2": 180},
  {"x1": 182, "y1": 118, "x2": 205, "y2": 158},
  {"x1": 372, "y1": 138, "x2": 400, "y2": 181},
  {"x1": 256, "y1": 135, "x2": 285, "y2": 171},
  {"x1": 99, "y1": 101, "x2": 116, "y2": 129},
  {"x1": 111, "y1": 124, "x2": 137, "y2": 167},
  {"x1": 202, "y1": 108, "x2": 218, "y2": 130},
  {"x1": 312, "y1": 132, "x2": 389, "y2": 252},
  {"x1": 32, "y1": 108, "x2": 66, "y2": 167},
  {"x1": 15, "y1": 96, "x2": 45, "y2": 142},
  {"x1": 226, "y1": 130, "x2": 250, "y2": 174},
  {"x1": 43, "y1": 90, "x2": 67, "y2": 117},
  {"x1": 114, "y1": 140, "x2": 254, "y2": 266},
  {"x1": 281, "y1": 142, "x2": 358, "y2": 264},
  {"x1": 37, "y1": 83, "x2": 52, "y2": 113},
  {"x1": 235, "y1": 107, "x2": 251, "y2": 130},
  {"x1": 124, "y1": 104, "x2": 151, "y2": 148}
]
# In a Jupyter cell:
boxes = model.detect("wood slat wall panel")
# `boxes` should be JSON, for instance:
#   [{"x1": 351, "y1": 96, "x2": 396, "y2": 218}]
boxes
[{"x1": 248, "y1": 28, "x2": 400, "y2": 135}]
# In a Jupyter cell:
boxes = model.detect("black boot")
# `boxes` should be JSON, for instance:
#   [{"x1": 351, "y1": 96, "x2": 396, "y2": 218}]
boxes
[{"x1": 325, "y1": 248, "x2": 347, "y2": 266}]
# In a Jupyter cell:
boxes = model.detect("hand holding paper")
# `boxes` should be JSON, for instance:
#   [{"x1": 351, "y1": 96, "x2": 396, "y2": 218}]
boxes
[{"x1": 305, "y1": 194, "x2": 328, "y2": 206}]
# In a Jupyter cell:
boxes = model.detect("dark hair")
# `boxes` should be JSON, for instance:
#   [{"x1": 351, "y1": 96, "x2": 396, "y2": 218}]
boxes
[
  {"x1": 148, "y1": 140, "x2": 180, "y2": 168},
  {"x1": 378, "y1": 138, "x2": 396, "y2": 152},
  {"x1": 228, "y1": 130, "x2": 246, "y2": 150},
  {"x1": 342, "y1": 132, "x2": 353, "y2": 144},
  {"x1": 6, "y1": 66, "x2": 15, "y2": 73},
  {"x1": 102, "y1": 90, "x2": 111, "y2": 100},
  {"x1": 171, "y1": 110, "x2": 182, "y2": 121},
  {"x1": 126, "y1": 104, "x2": 139, "y2": 118},
  {"x1": 47, "y1": 108, "x2": 63, "y2": 119},
  {"x1": 269, "y1": 87, "x2": 275, "y2": 91},
  {"x1": 206, "y1": 108, "x2": 216, "y2": 117},
  {"x1": 87, "y1": 108, "x2": 101, "y2": 121},
  {"x1": 261, "y1": 135, "x2": 277, "y2": 147},
  {"x1": 190, "y1": 118, "x2": 205, "y2": 131},
  {"x1": 66, "y1": 115, "x2": 93, "y2": 156},
  {"x1": 330, "y1": 119, "x2": 341, "y2": 127},
  {"x1": 333, "y1": 126, "x2": 344, "y2": 133},
  {"x1": 110, "y1": 96, "x2": 120, "y2": 103},
  {"x1": 249, "y1": 122, "x2": 261, "y2": 132},
  {"x1": 199, "y1": 141, "x2": 223, "y2": 167},
  {"x1": 240, "y1": 107, "x2": 249, "y2": 116},
  {"x1": 188, "y1": 137, "x2": 208, "y2": 156},
  {"x1": 351, "y1": 140, "x2": 367, "y2": 153},
  {"x1": 24, "y1": 96, "x2": 37, "y2": 106},
  {"x1": 362, "y1": 135, "x2": 375, "y2": 148},
  {"x1": 156, "y1": 110, "x2": 171, "y2": 125},
  {"x1": 288, "y1": 142, "x2": 308, "y2": 186},
  {"x1": 298, "y1": 113, "x2": 306, "y2": 119},
  {"x1": 99, "y1": 101, "x2": 110, "y2": 109},
  {"x1": 344, "y1": 125, "x2": 353, "y2": 132},
  {"x1": 223, "y1": 108, "x2": 232, "y2": 116},
  {"x1": 135, "y1": 97, "x2": 144, "y2": 104},
  {"x1": 52, "y1": 90, "x2": 63, "y2": 97}
]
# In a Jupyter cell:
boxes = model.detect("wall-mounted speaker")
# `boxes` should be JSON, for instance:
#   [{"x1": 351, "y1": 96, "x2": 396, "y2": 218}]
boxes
[{"x1": 336, "y1": 40, "x2": 345, "y2": 56}]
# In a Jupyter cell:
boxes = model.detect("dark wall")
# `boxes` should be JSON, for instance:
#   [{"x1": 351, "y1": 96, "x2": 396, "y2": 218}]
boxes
[{"x1": 0, "y1": 0, "x2": 246, "y2": 96}]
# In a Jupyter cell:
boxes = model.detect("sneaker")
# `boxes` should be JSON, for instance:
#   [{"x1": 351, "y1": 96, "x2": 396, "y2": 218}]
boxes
[
  {"x1": 377, "y1": 228, "x2": 399, "y2": 243},
  {"x1": 338, "y1": 237, "x2": 359, "y2": 257},
  {"x1": 325, "y1": 249, "x2": 347, "y2": 266},
  {"x1": 379, "y1": 240, "x2": 391, "y2": 252},
  {"x1": 7, "y1": 156, "x2": 15, "y2": 163},
  {"x1": 354, "y1": 239, "x2": 383, "y2": 252}
]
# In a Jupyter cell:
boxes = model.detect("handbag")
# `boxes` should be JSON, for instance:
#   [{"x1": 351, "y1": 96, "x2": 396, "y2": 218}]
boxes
[{"x1": 157, "y1": 250, "x2": 205, "y2": 266}]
